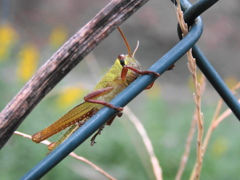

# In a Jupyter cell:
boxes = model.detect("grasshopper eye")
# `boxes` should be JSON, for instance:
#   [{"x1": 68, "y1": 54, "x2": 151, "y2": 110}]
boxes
[{"x1": 118, "y1": 54, "x2": 125, "y2": 66}]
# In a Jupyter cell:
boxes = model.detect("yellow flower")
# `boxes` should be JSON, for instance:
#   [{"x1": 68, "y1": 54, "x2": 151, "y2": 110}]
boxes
[
  {"x1": 0, "y1": 44, "x2": 9, "y2": 60},
  {"x1": 210, "y1": 137, "x2": 228, "y2": 158},
  {"x1": 145, "y1": 81, "x2": 161, "y2": 99},
  {"x1": 224, "y1": 76, "x2": 238, "y2": 89},
  {"x1": 56, "y1": 86, "x2": 85, "y2": 109},
  {"x1": 0, "y1": 22, "x2": 18, "y2": 60},
  {"x1": 17, "y1": 43, "x2": 39, "y2": 81},
  {"x1": 49, "y1": 25, "x2": 68, "y2": 48},
  {"x1": 0, "y1": 22, "x2": 18, "y2": 45}
]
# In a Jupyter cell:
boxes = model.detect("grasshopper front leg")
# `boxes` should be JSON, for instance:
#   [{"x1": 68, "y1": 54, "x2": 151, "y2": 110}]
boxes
[
  {"x1": 118, "y1": 54, "x2": 160, "y2": 82},
  {"x1": 121, "y1": 65, "x2": 160, "y2": 80},
  {"x1": 120, "y1": 64, "x2": 160, "y2": 89}
]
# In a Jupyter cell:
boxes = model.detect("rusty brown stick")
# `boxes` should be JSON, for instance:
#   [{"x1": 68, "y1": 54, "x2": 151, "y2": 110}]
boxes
[{"x1": 0, "y1": 0, "x2": 148, "y2": 149}]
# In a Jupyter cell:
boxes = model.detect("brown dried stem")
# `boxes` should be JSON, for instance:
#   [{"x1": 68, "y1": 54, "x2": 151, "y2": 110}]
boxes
[
  {"x1": 124, "y1": 107, "x2": 163, "y2": 180},
  {"x1": 175, "y1": 1, "x2": 204, "y2": 179},
  {"x1": 14, "y1": 131, "x2": 116, "y2": 180},
  {"x1": 176, "y1": 75, "x2": 206, "y2": 180},
  {"x1": 190, "y1": 82, "x2": 240, "y2": 179}
]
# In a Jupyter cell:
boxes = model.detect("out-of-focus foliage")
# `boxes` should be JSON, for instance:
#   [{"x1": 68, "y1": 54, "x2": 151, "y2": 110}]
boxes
[
  {"x1": 49, "y1": 25, "x2": 68, "y2": 49},
  {"x1": 0, "y1": 22, "x2": 18, "y2": 60},
  {"x1": 17, "y1": 43, "x2": 39, "y2": 82},
  {"x1": 55, "y1": 86, "x2": 86, "y2": 110},
  {"x1": 224, "y1": 76, "x2": 238, "y2": 89},
  {"x1": 1, "y1": 1, "x2": 240, "y2": 179}
]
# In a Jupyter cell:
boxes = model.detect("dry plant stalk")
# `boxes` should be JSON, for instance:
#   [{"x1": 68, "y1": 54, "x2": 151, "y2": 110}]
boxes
[
  {"x1": 213, "y1": 82, "x2": 240, "y2": 128},
  {"x1": 175, "y1": 1, "x2": 204, "y2": 180},
  {"x1": 176, "y1": 75, "x2": 206, "y2": 180},
  {"x1": 187, "y1": 50, "x2": 204, "y2": 180},
  {"x1": 124, "y1": 107, "x2": 163, "y2": 180},
  {"x1": 175, "y1": 113, "x2": 197, "y2": 180},
  {"x1": 190, "y1": 82, "x2": 240, "y2": 178},
  {"x1": 14, "y1": 131, "x2": 116, "y2": 180}
]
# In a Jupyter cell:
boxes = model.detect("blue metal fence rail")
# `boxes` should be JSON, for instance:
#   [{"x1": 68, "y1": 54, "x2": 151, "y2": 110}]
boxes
[{"x1": 21, "y1": 0, "x2": 240, "y2": 179}]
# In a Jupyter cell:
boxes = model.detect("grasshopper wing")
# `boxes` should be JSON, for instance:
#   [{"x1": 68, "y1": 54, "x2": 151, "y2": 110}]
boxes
[{"x1": 32, "y1": 102, "x2": 99, "y2": 143}]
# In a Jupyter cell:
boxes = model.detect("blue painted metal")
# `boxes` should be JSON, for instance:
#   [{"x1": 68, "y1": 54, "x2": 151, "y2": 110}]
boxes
[
  {"x1": 21, "y1": 0, "x2": 239, "y2": 179},
  {"x1": 193, "y1": 45, "x2": 240, "y2": 119}
]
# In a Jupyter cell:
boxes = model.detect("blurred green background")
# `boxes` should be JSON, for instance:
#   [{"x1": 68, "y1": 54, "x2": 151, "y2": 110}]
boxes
[{"x1": 1, "y1": 0, "x2": 240, "y2": 179}]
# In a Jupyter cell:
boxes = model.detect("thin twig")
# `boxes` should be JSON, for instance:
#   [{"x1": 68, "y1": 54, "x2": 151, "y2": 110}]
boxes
[
  {"x1": 190, "y1": 82, "x2": 240, "y2": 178},
  {"x1": 202, "y1": 100, "x2": 223, "y2": 151},
  {"x1": 175, "y1": 75, "x2": 206, "y2": 180},
  {"x1": 124, "y1": 107, "x2": 163, "y2": 180},
  {"x1": 188, "y1": 51, "x2": 204, "y2": 180},
  {"x1": 14, "y1": 131, "x2": 116, "y2": 180},
  {"x1": 175, "y1": 1, "x2": 204, "y2": 179},
  {"x1": 213, "y1": 102, "x2": 240, "y2": 129}
]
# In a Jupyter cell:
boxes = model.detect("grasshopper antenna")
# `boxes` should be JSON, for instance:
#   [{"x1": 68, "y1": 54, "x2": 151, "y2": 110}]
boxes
[
  {"x1": 117, "y1": 27, "x2": 132, "y2": 57},
  {"x1": 132, "y1": 40, "x2": 139, "y2": 58}
]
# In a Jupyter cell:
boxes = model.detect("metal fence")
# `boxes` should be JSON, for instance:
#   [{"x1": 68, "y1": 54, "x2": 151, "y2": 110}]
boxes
[{"x1": 19, "y1": 0, "x2": 240, "y2": 179}]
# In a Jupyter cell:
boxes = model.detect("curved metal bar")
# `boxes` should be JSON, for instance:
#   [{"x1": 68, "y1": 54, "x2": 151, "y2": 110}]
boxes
[
  {"x1": 182, "y1": 0, "x2": 219, "y2": 25},
  {"x1": 177, "y1": 0, "x2": 219, "y2": 38}
]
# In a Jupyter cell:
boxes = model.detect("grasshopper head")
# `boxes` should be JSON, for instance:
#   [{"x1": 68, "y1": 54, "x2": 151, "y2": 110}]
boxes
[
  {"x1": 117, "y1": 54, "x2": 140, "y2": 70},
  {"x1": 117, "y1": 54, "x2": 141, "y2": 83}
]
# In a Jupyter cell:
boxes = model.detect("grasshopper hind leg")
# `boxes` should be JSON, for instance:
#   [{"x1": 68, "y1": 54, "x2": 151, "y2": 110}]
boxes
[{"x1": 90, "y1": 125, "x2": 105, "y2": 146}]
